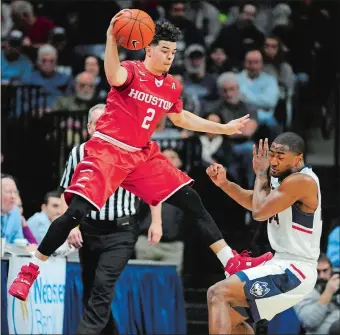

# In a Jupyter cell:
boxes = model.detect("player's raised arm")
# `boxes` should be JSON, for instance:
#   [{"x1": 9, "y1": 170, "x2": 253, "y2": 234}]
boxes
[
  {"x1": 252, "y1": 139, "x2": 317, "y2": 221},
  {"x1": 167, "y1": 110, "x2": 250, "y2": 136},
  {"x1": 105, "y1": 11, "x2": 128, "y2": 87},
  {"x1": 206, "y1": 163, "x2": 254, "y2": 211}
]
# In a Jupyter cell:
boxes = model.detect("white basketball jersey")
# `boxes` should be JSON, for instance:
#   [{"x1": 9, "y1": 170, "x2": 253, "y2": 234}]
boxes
[{"x1": 268, "y1": 167, "x2": 322, "y2": 262}]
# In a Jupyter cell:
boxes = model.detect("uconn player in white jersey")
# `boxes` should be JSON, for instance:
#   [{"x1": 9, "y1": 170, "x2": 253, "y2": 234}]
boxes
[{"x1": 205, "y1": 132, "x2": 321, "y2": 335}]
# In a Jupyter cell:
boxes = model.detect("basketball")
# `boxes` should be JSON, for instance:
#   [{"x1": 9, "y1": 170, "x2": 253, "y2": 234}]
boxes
[{"x1": 112, "y1": 9, "x2": 155, "y2": 50}]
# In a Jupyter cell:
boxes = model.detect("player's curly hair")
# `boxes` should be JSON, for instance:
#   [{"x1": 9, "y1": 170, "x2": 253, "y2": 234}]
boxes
[{"x1": 150, "y1": 21, "x2": 181, "y2": 45}]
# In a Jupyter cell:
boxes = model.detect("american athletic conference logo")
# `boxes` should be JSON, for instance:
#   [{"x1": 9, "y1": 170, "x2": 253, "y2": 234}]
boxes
[
  {"x1": 12, "y1": 296, "x2": 34, "y2": 334},
  {"x1": 250, "y1": 281, "x2": 270, "y2": 298}
]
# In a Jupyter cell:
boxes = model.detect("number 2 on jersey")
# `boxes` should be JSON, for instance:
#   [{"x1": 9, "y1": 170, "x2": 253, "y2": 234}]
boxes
[{"x1": 141, "y1": 108, "x2": 156, "y2": 129}]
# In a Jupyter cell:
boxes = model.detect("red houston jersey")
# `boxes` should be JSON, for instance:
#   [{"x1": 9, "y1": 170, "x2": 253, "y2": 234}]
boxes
[{"x1": 95, "y1": 60, "x2": 183, "y2": 148}]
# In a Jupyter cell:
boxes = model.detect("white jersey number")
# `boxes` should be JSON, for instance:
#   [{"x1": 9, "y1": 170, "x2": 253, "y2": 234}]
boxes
[{"x1": 141, "y1": 108, "x2": 156, "y2": 129}]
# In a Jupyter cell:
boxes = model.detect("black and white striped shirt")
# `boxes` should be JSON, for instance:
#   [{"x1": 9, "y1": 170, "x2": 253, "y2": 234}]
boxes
[{"x1": 60, "y1": 143, "x2": 137, "y2": 221}]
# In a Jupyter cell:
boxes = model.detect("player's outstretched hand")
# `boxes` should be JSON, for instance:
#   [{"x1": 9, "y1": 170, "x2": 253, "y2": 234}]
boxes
[
  {"x1": 107, "y1": 10, "x2": 128, "y2": 36},
  {"x1": 148, "y1": 222, "x2": 163, "y2": 245},
  {"x1": 223, "y1": 114, "x2": 250, "y2": 135},
  {"x1": 206, "y1": 163, "x2": 228, "y2": 187}
]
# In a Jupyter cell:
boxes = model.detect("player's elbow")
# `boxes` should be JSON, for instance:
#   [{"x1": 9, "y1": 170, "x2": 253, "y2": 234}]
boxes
[
  {"x1": 168, "y1": 113, "x2": 185, "y2": 127},
  {"x1": 105, "y1": 74, "x2": 124, "y2": 87},
  {"x1": 252, "y1": 209, "x2": 270, "y2": 222},
  {"x1": 105, "y1": 66, "x2": 127, "y2": 87}
]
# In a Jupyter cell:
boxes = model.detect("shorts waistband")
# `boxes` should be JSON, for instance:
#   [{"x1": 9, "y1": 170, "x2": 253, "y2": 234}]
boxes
[
  {"x1": 93, "y1": 131, "x2": 142, "y2": 152},
  {"x1": 274, "y1": 252, "x2": 318, "y2": 265},
  {"x1": 82, "y1": 215, "x2": 137, "y2": 233}
]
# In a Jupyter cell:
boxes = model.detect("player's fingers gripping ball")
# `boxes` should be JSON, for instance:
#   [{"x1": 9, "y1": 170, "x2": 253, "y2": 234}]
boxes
[{"x1": 112, "y1": 9, "x2": 155, "y2": 50}]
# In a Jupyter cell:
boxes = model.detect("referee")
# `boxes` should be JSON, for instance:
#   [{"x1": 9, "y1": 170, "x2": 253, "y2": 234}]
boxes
[{"x1": 60, "y1": 104, "x2": 162, "y2": 334}]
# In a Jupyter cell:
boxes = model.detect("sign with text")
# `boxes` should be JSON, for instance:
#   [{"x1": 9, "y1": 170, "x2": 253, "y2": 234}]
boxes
[{"x1": 7, "y1": 256, "x2": 66, "y2": 334}]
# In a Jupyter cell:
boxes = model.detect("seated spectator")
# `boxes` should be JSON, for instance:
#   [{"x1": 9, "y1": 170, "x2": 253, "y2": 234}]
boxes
[
  {"x1": 11, "y1": 1, "x2": 54, "y2": 47},
  {"x1": 183, "y1": 44, "x2": 218, "y2": 105},
  {"x1": 52, "y1": 72, "x2": 97, "y2": 112},
  {"x1": 15, "y1": 193, "x2": 37, "y2": 245},
  {"x1": 84, "y1": 56, "x2": 110, "y2": 102},
  {"x1": 185, "y1": 1, "x2": 221, "y2": 47},
  {"x1": 237, "y1": 49, "x2": 280, "y2": 140},
  {"x1": 199, "y1": 113, "x2": 232, "y2": 169},
  {"x1": 26, "y1": 191, "x2": 62, "y2": 244},
  {"x1": 165, "y1": 1, "x2": 205, "y2": 69},
  {"x1": 1, "y1": 30, "x2": 33, "y2": 83},
  {"x1": 271, "y1": 3, "x2": 293, "y2": 51},
  {"x1": 135, "y1": 149, "x2": 185, "y2": 273},
  {"x1": 22, "y1": 44, "x2": 73, "y2": 110},
  {"x1": 295, "y1": 253, "x2": 340, "y2": 335},
  {"x1": 207, "y1": 72, "x2": 258, "y2": 187},
  {"x1": 263, "y1": 35, "x2": 295, "y2": 128},
  {"x1": 263, "y1": 35, "x2": 294, "y2": 94},
  {"x1": 206, "y1": 43, "x2": 240, "y2": 76},
  {"x1": 1, "y1": 174, "x2": 24, "y2": 244},
  {"x1": 327, "y1": 217, "x2": 340, "y2": 269},
  {"x1": 49, "y1": 27, "x2": 84, "y2": 77},
  {"x1": 214, "y1": 3, "x2": 264, "y2": 61},
  {"x1": 1, "y1": 3, "x2": 13, "y2": 39}
]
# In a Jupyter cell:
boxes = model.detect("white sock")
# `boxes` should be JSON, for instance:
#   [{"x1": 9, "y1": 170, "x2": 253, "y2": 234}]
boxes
[
  {"x1": 30, "y1": 256, "x2": 46, "y2": 268},
  {"x1": 217, "y1": 246, "x2": 234, "y2": 266}
]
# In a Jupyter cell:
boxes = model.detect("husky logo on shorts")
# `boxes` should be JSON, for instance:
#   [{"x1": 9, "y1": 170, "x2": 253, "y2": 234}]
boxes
[{"x1": 250, "y1": 281, "x2": 270, "y2": 298}]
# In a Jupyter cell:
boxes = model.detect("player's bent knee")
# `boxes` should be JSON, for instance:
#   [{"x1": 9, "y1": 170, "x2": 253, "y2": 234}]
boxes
[
  {"x1": 207, "y1": 279, "x2": 233, "y2": 304},
  {"x1": 67, "y1": 195, "x2": 94, "y2": 221},
  {"x1": 166, "y1": 186, "x2": 204, "y2": 212},
  {"x1": 208, "y1": 276, "x2": 248, "y2": 307},
  {"x1": 64, "y1": 206, "x2": 87, "y2": 222}
]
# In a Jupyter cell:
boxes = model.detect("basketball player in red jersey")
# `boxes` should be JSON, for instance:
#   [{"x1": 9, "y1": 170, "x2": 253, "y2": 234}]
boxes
[{"x1": 9, "y1": 12, "x2": 273, "y2": 305}]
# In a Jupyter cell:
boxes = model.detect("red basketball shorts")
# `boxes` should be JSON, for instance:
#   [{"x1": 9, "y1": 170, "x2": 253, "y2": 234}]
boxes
[{"x1": 64, "y1": 136, "x2": 194, "y2": 209}]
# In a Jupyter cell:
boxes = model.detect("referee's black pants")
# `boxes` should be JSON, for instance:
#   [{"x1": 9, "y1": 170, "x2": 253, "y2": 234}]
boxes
[{"x1": 76, "y1": 218, "x2": 139, "y2": 335}]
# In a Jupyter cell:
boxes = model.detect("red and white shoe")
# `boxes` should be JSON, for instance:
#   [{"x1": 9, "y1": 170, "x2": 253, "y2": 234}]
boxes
[
  {"x1": 8, "y1": 262, "x2": 40, "y2": 301},
  {"x1": 225, "y1": 250, "x2": 273, "y2": 277}
]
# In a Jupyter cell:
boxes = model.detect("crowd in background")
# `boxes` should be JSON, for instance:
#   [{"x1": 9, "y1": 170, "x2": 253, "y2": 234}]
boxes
[{"x1": 1, "y1": 1, "x2": 339, "y2": 333}]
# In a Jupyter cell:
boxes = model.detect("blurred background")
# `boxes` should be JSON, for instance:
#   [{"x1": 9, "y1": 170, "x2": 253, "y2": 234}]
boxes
[{"x1": 1, "y1": 0, "x2": 340, "y2": 334}]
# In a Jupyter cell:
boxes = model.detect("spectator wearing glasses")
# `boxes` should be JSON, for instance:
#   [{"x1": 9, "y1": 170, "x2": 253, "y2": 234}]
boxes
[
  {"x1": 295, "y1": 253, "x2": 340, "y2": 335},
  {"x1": 1, "y1": 174, "x2": 24, "y2": 244},
  {"x1": 52, "y1": 72, "x2": 98, "y2": 112},
  {"x1": 22, "y1": 44, "x2": 73, "y2": 112}
]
